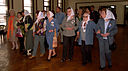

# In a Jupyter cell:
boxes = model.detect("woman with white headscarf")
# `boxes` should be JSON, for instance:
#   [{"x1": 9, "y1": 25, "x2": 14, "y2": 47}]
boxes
[
  {"x1": 96, "y1": 9, "x2": 118, "y2": 70},
  {"x1": 46, "y1": 11, "x2": 59, "y2": 61},
  {"x1": 29, "y1": 11, "x2": 46, "y2": 59},
  {"x1": 6, "y1": 9, "x2": 18, "y2": 50},
  {"x1": 23, "y1": 10, "x2": 34, "y2": 56},
  {"x1": 76, "y1": 12, "x2": 97, "y2": 65},
  {"x1": 60, "y1": 7, "x2": 78, "y2": 62}
]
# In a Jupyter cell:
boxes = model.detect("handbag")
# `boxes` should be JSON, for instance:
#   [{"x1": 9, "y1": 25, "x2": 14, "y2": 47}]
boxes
[
  {"x1": 108, "y1": 37, "x2": 117, "y2": 51},
  {"x1": 109, "y1": 41, "x2": 116, "y2": 51},
  {"x1": 53, "y1": 29, "x2": 57, "y2": 48},
  {"x1": 16, "y1": 28, "x2": 23, "y2": 37},
  {"x1": 107, "y1": 22, "x2": 117, "y2": 51}
]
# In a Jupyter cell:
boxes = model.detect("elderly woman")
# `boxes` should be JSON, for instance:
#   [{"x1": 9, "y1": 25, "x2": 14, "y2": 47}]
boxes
[
  {"x1": 46, "y1": 11, "x2": 59, "y2": 61},
  {"x1": 6, "y1": 9, "x2": 18, "y2": 50},
  {"x1": 23, "y1": 10, "x2": 34, "y2": 56},
  {"x1": 97, "y1": 9, "x2": 118, "y2": 70},
  {"x1": 29, "y1": 11, "x2": 46, "y2": 59},
  {"x1": 77, "y1": 12, "x2": 97, "y2": 65},
  {"x1": 60, "y1": 7, "x2": 78, "y2": 62}
]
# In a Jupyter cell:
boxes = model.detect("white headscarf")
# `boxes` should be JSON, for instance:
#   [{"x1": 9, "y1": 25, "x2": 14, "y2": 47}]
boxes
[
  {"x1": 104, "y1": 9, "x2": 115, "y2": 20},
  {"x1": 48, "y1": 11, "x2": 54, "y2": 19},
  {"x1": 35, "y1": 11, "x2": 45, "y2": 24},
  {"x1": 67, "y1": 8, "x2": 75, "y2": 21},
  {"x1": 23, "y1": 10, "x2": 32, "y2": 22},
  {"x1": 87, "y1": 13, "x2": 90, "y2": 23},
  {"x1": 82, "y1": 13, "x2": 90, "y2": 24}
]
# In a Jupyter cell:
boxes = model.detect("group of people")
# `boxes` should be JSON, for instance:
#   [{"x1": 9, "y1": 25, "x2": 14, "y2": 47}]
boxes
[{"x1": 6, "y1": 5, "x2": 118, "y2": 70}]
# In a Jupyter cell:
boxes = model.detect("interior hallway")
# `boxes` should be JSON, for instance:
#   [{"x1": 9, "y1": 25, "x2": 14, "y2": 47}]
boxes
[{"x1": 0, "y1": 26, "x2": 128, "y2": 71}]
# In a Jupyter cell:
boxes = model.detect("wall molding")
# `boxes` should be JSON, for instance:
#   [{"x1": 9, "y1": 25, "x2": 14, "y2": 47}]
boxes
[{"x1": 75, "y1": 1, "x2": 128, "y2": 9}]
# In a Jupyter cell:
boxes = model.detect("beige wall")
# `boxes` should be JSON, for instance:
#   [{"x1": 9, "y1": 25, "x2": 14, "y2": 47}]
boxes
[
  {"x1": 8, "y1": 0, "x2": 128, "y2": 24},
  {"x1": 67, "y1": 0, "x2": 128, "y2": 24}
]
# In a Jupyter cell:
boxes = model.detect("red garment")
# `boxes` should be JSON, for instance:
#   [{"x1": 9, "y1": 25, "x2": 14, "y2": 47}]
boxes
[{"x1": 7, "y1": 16, "x2": 15, "y2": 40}]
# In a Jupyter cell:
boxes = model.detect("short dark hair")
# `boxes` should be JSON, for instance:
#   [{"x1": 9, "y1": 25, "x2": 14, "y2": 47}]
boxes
[
  {"x1": 36, "y1": 10, "x2": 40, "y2": 15},
  {"x1": 102, "y1": 9, "x2": 107, "y2": 14},
  {"x1": 21, "y1": 9, "x2": 24, "y2": 13},
  {"x1": 90, "y1": 5, "x2": 94, "y2": 8},
  {"x1": 57, "y1": 6, "x2": 61, "y2": 10},
  {"x1": 17, "y1": 12, "x2": 22, "y2": 15},
  {"x1": 67, "y1": 7, "x2": 71, "y2": 10}
]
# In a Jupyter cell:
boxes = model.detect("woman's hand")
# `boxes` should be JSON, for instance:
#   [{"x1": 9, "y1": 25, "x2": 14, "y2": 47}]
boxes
[
  {"x1": 25, "y1": 29, "x2": 28, "y2": 32},
  {"x1": 96, "y1": 30, "x2": 100, "y2": 34},
  {"x1": 17, "y1": 19, "x2": 20, "y2": 23},
  {"x1": 75, "y1": 32, "x2": 80, "y2": 42},
  {"x1": 33, "y1": 32, "x2": 35, "y2": 37},
  {"x1": 101, "y1": 33, "x2": 110, "y2": 37},
  {"x1": 37, "y1": 29, "x2": 40, "y2": 34},
  {"x1": 66, "y1": 27, "x2": 74, "y2": 30},
  {"x1": 49, "y1": 30, "x2": 53, "y2": 32}
]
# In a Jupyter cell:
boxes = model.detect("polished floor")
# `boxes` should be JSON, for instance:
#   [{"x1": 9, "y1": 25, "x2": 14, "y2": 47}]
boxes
[{"x1": 0, "y1": 26, "x2": 128, "y2": 71}]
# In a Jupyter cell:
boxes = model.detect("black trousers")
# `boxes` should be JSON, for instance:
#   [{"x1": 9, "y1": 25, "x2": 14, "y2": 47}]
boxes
[
  {"x1": 62, "y1": 36, "x2": 75, "y2": 59},
  {"x1": 81, "y1": 40, "x2": 92, "y2": 63},
  {"x1": 18, "y1": 36, "x2": 25, "y2": 52}
]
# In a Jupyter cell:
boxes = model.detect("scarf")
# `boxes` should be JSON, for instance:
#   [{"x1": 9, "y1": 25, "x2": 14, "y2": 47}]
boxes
[
  {"x1": 7, "y1": 16, "x2": 15, "y2": 40},
  {"x1": 67, "y1": 8, "x2": 74, "y2": 21}
]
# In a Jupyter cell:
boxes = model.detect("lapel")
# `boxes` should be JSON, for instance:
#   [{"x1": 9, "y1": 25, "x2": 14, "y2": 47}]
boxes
[
  {"x1": 102, "y1": 19, "x2": 105, "y2": 33},
  {"x1": 106, "y1": 20, "x2": 113, "y2": 33},
  {"x1": 86, "y1": 21, "x2": 89, "y2": 30},
  {"x1": 106, "y1": 20, "x2": 110, "y2": 33}
]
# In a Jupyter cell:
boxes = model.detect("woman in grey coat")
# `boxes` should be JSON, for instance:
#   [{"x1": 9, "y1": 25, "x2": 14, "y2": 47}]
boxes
[
  {"x1": 61, "y1": 7, "x2": 78, "y2": 62},
  {"x1": 97, "y1": 9, "x2": 118, "y2": 70}
]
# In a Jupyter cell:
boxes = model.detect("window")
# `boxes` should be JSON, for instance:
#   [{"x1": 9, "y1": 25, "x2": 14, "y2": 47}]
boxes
[
  {"x1": 57, "y1": 0, "x2": 65, "y2": 11},
  {"x1": 24, "y1": 0, "x2": 32, "y2": 13},
  {"x1": 57, "y1": 0, "x2": 62, "y2": 8},
  {"x1": 0, "y1": 0, "x2": 8, "y2": 25},
  {"x1": 43, "y1": 0, "x2": 51, "y2": 11}
]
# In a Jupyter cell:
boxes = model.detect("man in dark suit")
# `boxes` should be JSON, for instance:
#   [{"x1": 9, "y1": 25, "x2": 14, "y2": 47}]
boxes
[{"x1": 90, "y1": 5, "x2": 99, "y2": 23}]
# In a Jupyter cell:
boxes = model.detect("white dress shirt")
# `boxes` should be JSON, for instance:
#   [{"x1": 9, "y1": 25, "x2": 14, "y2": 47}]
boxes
[{"x1": 103, "y1": 20, "x2": 110, "y2": 39}]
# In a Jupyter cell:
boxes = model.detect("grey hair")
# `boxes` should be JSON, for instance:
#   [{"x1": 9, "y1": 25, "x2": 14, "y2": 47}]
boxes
[{"x1": 9, "y1": 9, "x2": 15, "y2": 16}]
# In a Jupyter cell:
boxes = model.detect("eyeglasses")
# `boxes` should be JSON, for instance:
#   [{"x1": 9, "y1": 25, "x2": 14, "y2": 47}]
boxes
[
  {"x1": 83, "y1": 16, "x2": 88, "y2": 18},
  {"x1": 67, "y1": 10, "x2": 71, "y2": 12}
]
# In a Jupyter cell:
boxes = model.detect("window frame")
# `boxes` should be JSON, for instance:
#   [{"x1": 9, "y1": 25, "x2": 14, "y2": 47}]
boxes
[
  {"x1": 43, "y1": 0, "x2": 51, "y2": 11},
  {"x1": 57, "y1": 0, "x2": 65, "y2": 12},
  {"x1": 0, "y1": 0, "x2": 9, "y2": 26},
  {"x1": 22, "y1": 0, "x2": 32, "y2": 14}
]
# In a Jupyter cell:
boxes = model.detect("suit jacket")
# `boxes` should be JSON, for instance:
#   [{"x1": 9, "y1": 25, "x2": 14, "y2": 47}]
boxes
[
  {"x1": 55, "y1": 12, "x2": 65, "y2": 25},
  {"x1": 96, "y1": 19, "x2": 118, "y2": 44},
  {"x1": 78, "y1": 21, "x2": 97, "y2": 45}
]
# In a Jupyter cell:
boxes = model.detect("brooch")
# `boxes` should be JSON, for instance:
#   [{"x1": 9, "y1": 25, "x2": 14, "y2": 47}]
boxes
[
  {"x1": 71, "y1": 20, "x2": 75, "y2": 24},
  {"x1": 51, "y1": 21, "x2": 54, "y2": 26},
  {"x1": 108, "y1": 23, "x2": 112, "y2": 27}
]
